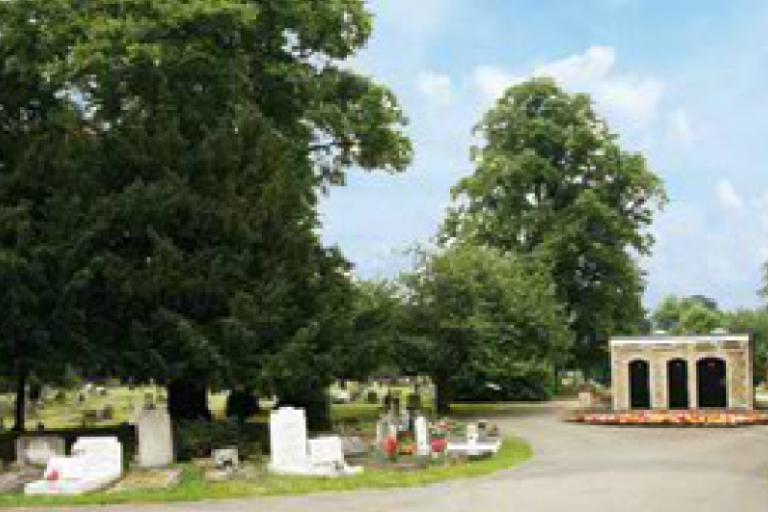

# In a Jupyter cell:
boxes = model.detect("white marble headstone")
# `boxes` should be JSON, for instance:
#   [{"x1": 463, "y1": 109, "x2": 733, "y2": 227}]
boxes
[
  {"x1": 308, "y1": 436, "x2": 344, "y2": 467},
  {"x1": 25, "y1": 436, "x2": 123, "y2": 495},
  {"x1": 467, "y1": 423, "x2": 479, "y2": 444},
  {"x1": 415, "y1": 416, "x2": 430, "y2": 456},
  {"x1": 136, "y1": 408, "x2": 174, "y2": 468},
  {"x1": 269, "y1": 407, "x2": 310, "y2": 473}
]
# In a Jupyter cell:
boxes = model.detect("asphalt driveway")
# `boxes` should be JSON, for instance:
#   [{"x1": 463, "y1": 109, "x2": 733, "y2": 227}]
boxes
[{"x1": 16, "y1": 402, "x2": 768, "y2": 512}]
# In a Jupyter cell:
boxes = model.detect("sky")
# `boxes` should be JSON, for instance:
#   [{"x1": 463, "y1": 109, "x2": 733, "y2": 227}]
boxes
[{"x1": 319, "y1": 0, "x2": 768, "y2": 311}]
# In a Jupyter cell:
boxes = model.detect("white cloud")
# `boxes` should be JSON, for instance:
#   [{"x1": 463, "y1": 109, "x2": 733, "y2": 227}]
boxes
[
  {"x1": 472, "y1": 46, "x2": 665, "y2": 131},
  {"x1": 417, "y1": 71, "x2": 453, "y2": 107},
  {"x1": 536, "y1": 46, "x2": 616, "y2": 90},
  {"x1": 472, "y1": 66, "x2": 518, "y2": 102},
  {"x1": 666, "y1": 108, "x2": 695, "y2": 147},
  {"x1": 717, "y1": 180, "x2": 744, "y2": 210}
]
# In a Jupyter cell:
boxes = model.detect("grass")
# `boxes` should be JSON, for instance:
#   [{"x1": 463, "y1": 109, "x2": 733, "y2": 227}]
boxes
[{"x1": 0, "y1": 437, "x2": 531, "y2": 508}]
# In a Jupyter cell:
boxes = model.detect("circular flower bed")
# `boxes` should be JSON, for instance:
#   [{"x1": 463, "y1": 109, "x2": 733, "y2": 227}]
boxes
[{"x1": 567, "y1": 410, "x2": 768, "y2": 427}]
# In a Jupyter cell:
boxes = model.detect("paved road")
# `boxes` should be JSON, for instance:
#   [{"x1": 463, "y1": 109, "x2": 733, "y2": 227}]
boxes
[{"x1": 18, "y1": 403, "x2": 768, "y2": 512}]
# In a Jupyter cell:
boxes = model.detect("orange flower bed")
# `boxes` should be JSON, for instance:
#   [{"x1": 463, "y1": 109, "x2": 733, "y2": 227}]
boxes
[{"x1": 568, "y1": 410, "x2": 768, "y2": 427}]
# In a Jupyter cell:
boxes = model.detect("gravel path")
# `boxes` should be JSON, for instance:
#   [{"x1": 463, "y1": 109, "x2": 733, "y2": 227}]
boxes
[{"x1": 16, "y1": 402, "x2": 768, "y2": 512}]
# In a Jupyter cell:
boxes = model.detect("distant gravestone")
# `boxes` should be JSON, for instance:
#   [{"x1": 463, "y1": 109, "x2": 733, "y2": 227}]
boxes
[
  {"x1": 415, "y1": 416, "x2": 430, "y2": 456},
  {"x1": 467, "y1": 423, "x2": 479, "y2": 444},
  {"x1": 375, "y1": 416, "x2": 398, "y2": 445},
  {"x1": 136, "y1": 408, "x2": 174, "y2": 468},
  {"x1": 213, "y1": 448, "x2": 240, "y2": 471},
  {"x1": 16, "y1": 436, "x2": 66, "y2": 467},
  {"x1": 269, "y1": 407, "x2": 311, "y2": 474},
  {"x1": 578, "y1": 391, "x2": 594, "y2": 409}
]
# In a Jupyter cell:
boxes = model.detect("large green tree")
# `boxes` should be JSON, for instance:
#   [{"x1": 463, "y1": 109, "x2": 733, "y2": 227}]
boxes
[
  {"x1": 725, "y1": 308, "x2": 768, "y2": 384},
  {"x1": 399, "y1": 244, "x2": 572, "y2": 414},
  {"x1": 652, "y1": 295, "x2": 725, "y2": 334},
  {"x1": 445, "y1": 78, "x2": 666, "y2": 374},
  {"x1": 0, "y1": 0, "x2": 411, "y2": 427}
]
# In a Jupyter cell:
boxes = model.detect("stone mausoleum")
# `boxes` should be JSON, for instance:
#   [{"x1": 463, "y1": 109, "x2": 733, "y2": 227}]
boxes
[{"x1": 610, "y1": 334, "x2": 754, "y2": 411}]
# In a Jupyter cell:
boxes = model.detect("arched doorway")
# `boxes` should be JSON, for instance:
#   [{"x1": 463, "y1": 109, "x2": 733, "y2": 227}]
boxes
[
  {"x1": 629, "y1": 360, "x2": 651, "y2": 409},
  {"x1": 697, "y1": 357, "x2": 727, "y2": 408},
  {"x1": 667, "y1": 359, "x2": 689, "y2": 409}
]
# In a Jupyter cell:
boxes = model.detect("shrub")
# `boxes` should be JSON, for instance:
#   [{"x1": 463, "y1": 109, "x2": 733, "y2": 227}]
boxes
[
  {"x1": 174, "y1": 421, "x2": 265, "y2": 462},
  {"x1": 406, "y1": 393, "x2": 422, "y2": 411},
  {"x1": 225, "y1": 389, "x2": 260, "y2": 423},
  {"x1": 366, "y1": 390, "x2": 379, "y2": 404}
]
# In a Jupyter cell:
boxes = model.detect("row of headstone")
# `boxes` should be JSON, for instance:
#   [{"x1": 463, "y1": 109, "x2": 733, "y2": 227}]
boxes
[
  {"x1": 269, "y1": 407, "x2": 362, "y2": 476},
  {"x1": 376, "y1": 413, "x2": 430, "y2": 456}
]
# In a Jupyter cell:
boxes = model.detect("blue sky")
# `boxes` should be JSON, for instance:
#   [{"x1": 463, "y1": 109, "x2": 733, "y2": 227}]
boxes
[{"x1": 320, "y1": 0, "x2": 768, "y2": 310}]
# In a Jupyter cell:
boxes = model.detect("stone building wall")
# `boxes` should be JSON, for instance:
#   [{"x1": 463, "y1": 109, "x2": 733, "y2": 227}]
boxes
[{"x1": 610, "y1": 336, "x2": 753, "y2": 411}]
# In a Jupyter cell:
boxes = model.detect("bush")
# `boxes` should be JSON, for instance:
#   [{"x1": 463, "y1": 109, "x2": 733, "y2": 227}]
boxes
[
  {"x1": 225, "y1": 389, "x2": 260, "y2": 423},
  {"x1": 174, "y1": 421, "x2": 265, "y2": 462},
  {"x1": 406, "y1": 393, "x2": 422, "y2": 411},
  {"x1": 450, "y1": 367, "x2": 556, "y2": 403},
  {"x1": 366, "y1": 390, "x2": 379, "y2": 404}
]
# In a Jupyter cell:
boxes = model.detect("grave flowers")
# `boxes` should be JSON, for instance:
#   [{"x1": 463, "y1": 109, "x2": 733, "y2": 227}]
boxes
[{"x1": 382, "y1": 436, "x2": 399, "y2": 461}]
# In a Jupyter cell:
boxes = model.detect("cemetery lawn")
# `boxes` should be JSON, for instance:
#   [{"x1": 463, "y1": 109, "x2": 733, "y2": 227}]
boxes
[{"x1": 0, "y1": 438, "x2": 531, "y2": 508}]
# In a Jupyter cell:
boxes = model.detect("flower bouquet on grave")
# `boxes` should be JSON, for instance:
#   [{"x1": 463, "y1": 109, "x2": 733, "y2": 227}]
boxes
[{"x1": 382, "y1": 436, "x2": 399, "y2": 462}]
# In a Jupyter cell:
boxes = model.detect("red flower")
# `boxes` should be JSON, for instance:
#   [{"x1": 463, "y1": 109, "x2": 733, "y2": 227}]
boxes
[
  {"x1": 431, "y1": 438, "x2": 448, "y2": 453},
  {"x1": 383, "y1": 436, "x2": 399, "y2": 458}
]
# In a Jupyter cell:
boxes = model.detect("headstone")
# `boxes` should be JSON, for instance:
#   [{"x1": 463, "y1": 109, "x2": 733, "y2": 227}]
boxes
[
  {"x1": 340, "y1": 436, "x2": 369, "y2": 458},
  {"x1": 25, "y1": 437, "x2": 123, "y2": 495},
  {"x1": 375, "y1": 417, "x2": 389, "y2": 445},
  {"x1": 269, "y1": 407, "x2": 363, "y2": 476},
  {"x1": 269, "y1": 407, "x2": 311, "y2": 474},
  {"x1": 16, "y1": 436, "x2": 66, "y2": 467},
  {"x1": 213, "y1": 448, "x2": 240, "y2": 471},
  {"x1": 308, "y1": 436, "x2": 344, "y2": 468},
  {"x1": 415, "y1": 416, "x2": 430, "y2": 456},
  {"x1": 136, "y1": 408, "x2": 174, "y2": 468},
  {"x1": 467, "y1": 423, "x2": 479, "y2": 444}
]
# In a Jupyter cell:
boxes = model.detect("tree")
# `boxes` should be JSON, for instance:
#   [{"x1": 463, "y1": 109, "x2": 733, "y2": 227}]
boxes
[
  {"x1": 0, "y1": 0, "x2": 412, "y2": 427},
  {"x1": 652, "y1": 295, "x2": 725, "y2": 334},
  {"x1": 399, "y1": 244, "x2": 572, "y2": 414},
  {"x1": 445, "y1": 78, "x2": 666, "y2": 374},
  {"x1": 725, "y1": 308, "x2": 768, "y2": 384},
  {"x1": 335, "y1": 279, "x2": 406, "y2": 382}
]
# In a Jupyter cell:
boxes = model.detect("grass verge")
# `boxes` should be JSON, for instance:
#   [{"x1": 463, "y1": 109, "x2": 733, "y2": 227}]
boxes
[{"x1": 0, "y1": 437, "x2": 531, "y2": 509}]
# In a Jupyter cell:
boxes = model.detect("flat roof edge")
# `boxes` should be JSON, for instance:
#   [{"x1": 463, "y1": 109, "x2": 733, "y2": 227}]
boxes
[{"x1": 610, "y1": 334, "x2": 750, "y2": 345}]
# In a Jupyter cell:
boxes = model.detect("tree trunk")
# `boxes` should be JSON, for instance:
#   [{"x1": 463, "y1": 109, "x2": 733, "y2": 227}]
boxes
[
  {"x1": 167, "y1": 378, "x2": 211, "y2": 421},
  {"x1": 434, "y1": 374, "x2": 451, "y2": 416},
  {"x1": 13, "y1": 365, "x2": 29, "y2": 432}
]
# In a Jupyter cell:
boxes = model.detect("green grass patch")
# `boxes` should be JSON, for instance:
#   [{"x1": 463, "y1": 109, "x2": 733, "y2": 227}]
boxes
[{"x1": 0, "y1": 438, "x2": 531, "y2": 508}]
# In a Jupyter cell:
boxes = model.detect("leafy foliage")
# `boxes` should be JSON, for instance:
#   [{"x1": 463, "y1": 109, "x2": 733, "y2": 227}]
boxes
[
  {"x1": 445, "y1": 78, "x2": 666, "y2": 372},
  {"x1": 0, "y1": 0, "x2": 412, "y2": 426},
  {"x1": 652, "y1": 295, "x2": 726, "y2": 334},
  {"x1": 398, "y1": 244, "x2": 572, "y2": 412}
]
